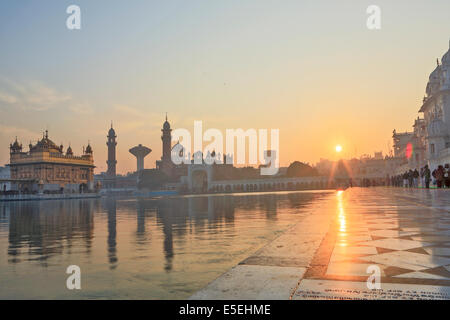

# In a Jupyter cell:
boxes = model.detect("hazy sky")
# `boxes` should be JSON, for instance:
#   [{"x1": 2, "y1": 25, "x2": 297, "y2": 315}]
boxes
[{"x1": 0, "y1": 0, "x2": 449, "y2": 173}]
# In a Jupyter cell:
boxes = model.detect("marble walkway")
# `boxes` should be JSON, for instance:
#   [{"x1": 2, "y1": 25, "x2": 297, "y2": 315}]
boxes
[{"x1": 190, "y1": 187, "x2": 450, "y2": 300}]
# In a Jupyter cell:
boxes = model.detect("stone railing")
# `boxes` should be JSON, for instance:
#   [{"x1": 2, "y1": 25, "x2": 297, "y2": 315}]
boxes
[{"x1": 0, "y1": 193, "x2": 100, "y2": 202}]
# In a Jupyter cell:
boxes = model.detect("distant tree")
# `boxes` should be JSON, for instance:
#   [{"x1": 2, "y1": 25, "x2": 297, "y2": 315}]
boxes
[
  {"x1": 138, "y1": 169, "x2": 169, "y2": 190},
  {"x1": 286, "y1": 161, "x2": 319, "y2": 177},
  {"x1": 213, "y1": 166, "x2": 260, "y2": 180}
]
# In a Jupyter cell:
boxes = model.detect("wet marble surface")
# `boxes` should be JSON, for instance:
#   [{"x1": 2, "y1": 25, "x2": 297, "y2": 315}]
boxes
[
  {"x1": 296, "y1": 187, "x2": 450, "y2": 300},
  {"x1": 193, "y1": 187, "x2": 450, "y2": 300},
  {"x1": 190, "y1": 265, "x2": 306, "y2": 300}
]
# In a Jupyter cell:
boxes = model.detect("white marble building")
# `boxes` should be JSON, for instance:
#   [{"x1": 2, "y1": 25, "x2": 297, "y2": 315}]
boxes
[{"x1": 419, "y1": 42, "x2": 450, "y2": 169}]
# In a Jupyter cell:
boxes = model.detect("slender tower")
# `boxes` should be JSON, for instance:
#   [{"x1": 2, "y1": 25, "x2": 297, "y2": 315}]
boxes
[
  {"x1": 161, "y1": 113, "x2": 172, "y2": 165},
  {"x1": 107, "y1": 123, "x2": 117, "y2": 177}
]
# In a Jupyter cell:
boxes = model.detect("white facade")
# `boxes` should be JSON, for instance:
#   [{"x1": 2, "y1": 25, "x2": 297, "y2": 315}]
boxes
[
  {"x1": 391, "y1": 118, "x2": 427, "y2": 172},
  {"x1": 419, "y1": 42, "x2": 450, "y2": 170},
  {"x1": 0, "y1": 166, "x2": 11, "y2": 192},
  {"x1": 392, "y1": 130, "x2": 414, "y2": 158},
  {"x1": 315, "y1": 153, "x2": 403, "y2": 186}
]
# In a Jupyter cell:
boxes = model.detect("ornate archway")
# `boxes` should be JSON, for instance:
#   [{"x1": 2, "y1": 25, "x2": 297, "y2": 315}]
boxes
[{"x1": 187, "y1": 164, "x2": 213, "y2": 193}]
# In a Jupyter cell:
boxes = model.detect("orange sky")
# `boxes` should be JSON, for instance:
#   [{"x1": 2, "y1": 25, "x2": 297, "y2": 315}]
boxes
[{"x1": 0, "y1": 1, "x2": 449, "y2": 173}]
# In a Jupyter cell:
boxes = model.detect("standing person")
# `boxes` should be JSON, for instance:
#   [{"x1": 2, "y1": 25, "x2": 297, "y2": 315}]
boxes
[
  {"x1": 420, "y1": 167, "x2": 425, "y2": 188},
  {"x1": 444, "y1": 164, "x2": 450, "y2": 188},
  {"x1": 413, "y1": 169, "x2": 419, "y2": 188},
  {"x1": 408, "y1": 170, "x2": 414, "y2": 188},
  {"x1": 436, "y1": 165, "x2": 445, "y2": 188},
  {"x1": 424, "y1": 165, "x2": 431, "y2": 189},
  {"x1": 432, "y1": 168, "x2": 437, "y2": 187}
]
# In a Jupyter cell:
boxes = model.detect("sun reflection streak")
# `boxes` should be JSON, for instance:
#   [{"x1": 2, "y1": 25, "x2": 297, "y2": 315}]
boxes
[{"x1": 336, "y1": 190, "x2": 347, "y2": 246}]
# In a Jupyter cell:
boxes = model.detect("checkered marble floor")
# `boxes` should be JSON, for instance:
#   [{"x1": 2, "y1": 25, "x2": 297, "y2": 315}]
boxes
[
  {"x1": 192, "y1": 187, "x2": 450, "y2": 300},
  {"x1": 302, "y1": 188, "x2": 450, "y2": 288}
]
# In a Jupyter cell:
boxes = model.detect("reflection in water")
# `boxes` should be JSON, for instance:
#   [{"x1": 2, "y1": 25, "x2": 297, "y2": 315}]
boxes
[
  {"x1": 0, "y1": 190, "x2": 332, "y2": 299},
  {"x1": 6, "y1": 200, "x2": 95, "y2": 266},
  {"x1": 335, "y1": 190, "x2": 349, "y2": 252},
  {"x1": 106, "y1": 198, "x2": 118, "y2": 269},
  {"x1": 157, "y1": 201, "x2": 173, "y2": 272},
  {"x1": 136, "y1": 200, "x2": 146, "y2": 239},
  {"x1": 337, "y1": 191, "x2": 346, "y2": 233}
]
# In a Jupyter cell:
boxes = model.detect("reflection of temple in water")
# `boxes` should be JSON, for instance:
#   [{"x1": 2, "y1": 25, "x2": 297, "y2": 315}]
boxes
[
  {"x1": 0, "y1": 191, "x2": 324, "y2": 274},
  {"x1": 136, "y1": 199, "x2": 147, "y2": 244},
  {"x1": 151, "y1": 193, "x2": 327, "y2": 271},
  {"x1": 156, "y1": 203, "x2": 174, "y2": 272},
  {"x1": 105, "y1": 197, "x2": 118, "y2": 269},
  {"x1": 153, "y1": 196, "x2": 238, "y2": 272},
  {"x1": 0, "y1": 204, "x2": 10, "y2": 234},
  {"x1": 5, "y1": 200, "x2": 96, "y2": 265}
]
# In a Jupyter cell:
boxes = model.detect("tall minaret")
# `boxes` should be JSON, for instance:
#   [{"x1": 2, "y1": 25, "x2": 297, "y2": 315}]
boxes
[
  {"x1": 107, "y1": 123, "x2": 117, "y2": 177},
  {"x1": 161, "y1": 113, "x2": 172, "y2": 165}
]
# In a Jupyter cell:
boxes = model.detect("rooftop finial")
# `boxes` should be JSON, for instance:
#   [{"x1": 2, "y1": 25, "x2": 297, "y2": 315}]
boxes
[
  {"x1": 437, "y1": 58, "x2": 440, "y2": 66},
  {"x1": 45, "y1": 130, "x2": 48, "y2": 139},
  {"x1": 165, "y1": 112, "x2": 168, "y2": 121},
  {"x1": 111, "y1": 120, "x2": 113, "y2": 129}
]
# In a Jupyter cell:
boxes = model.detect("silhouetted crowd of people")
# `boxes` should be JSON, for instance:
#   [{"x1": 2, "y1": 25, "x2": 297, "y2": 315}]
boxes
[{"x1": 391, "y1": 164, "x2": 450, "y2": 189}]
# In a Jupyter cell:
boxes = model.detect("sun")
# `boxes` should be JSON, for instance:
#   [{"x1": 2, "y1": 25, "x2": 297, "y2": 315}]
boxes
[{"x1": 335, "y1": 145, "x2": 342, "y2": 153}]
